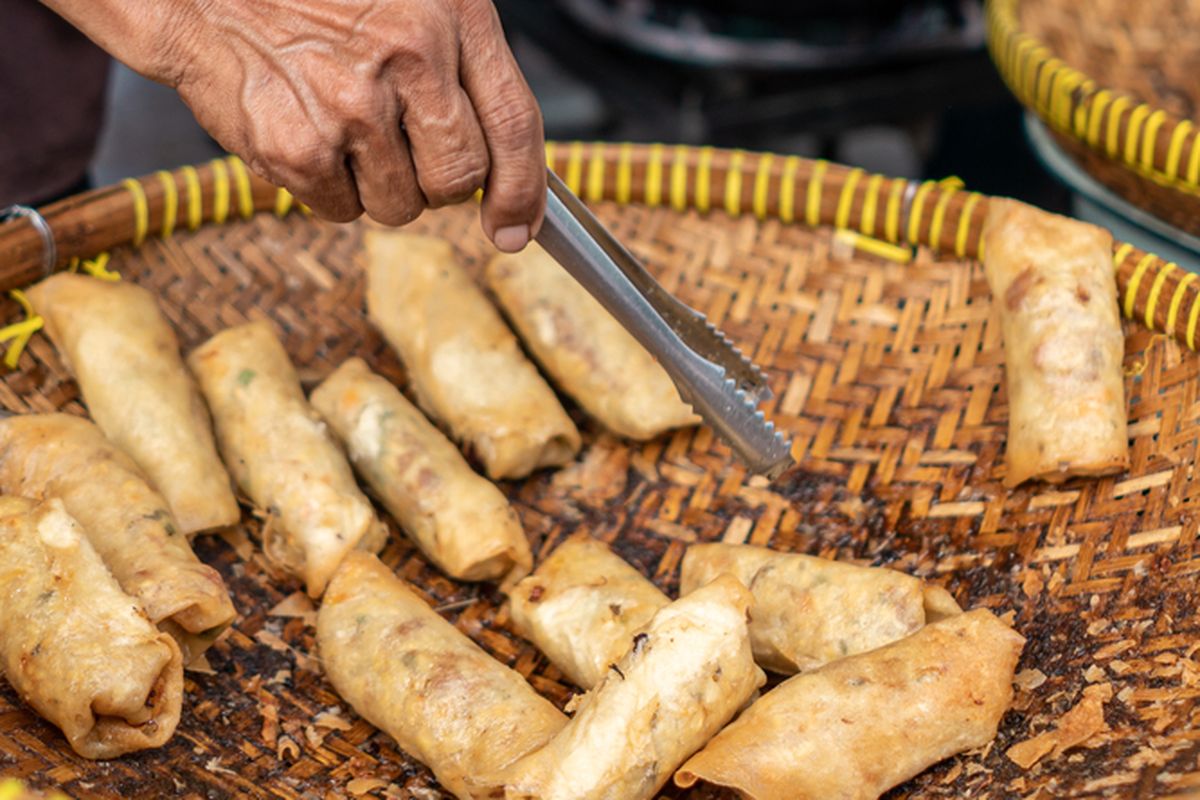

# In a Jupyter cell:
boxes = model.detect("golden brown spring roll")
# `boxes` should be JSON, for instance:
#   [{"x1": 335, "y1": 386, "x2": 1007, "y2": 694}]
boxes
[
  {"x1": 311, "y1": 357, "x2": 531, "y2": 586},
  {"x1": 675, "y1": 609, "x2": 1024, "y2": 800},
  {"x1": 497, "y1": 574, "x2": 764, "y2": 800},
  {"x1": 982, "y1": 198, "x2": 1128, "y2": 487},
  {"x1": 485, "y1": 243, "x2": 698, "y2": 440},
  {"x1": 0, "y1": 413, "x2": 236, "y2": 663},
  {"x1": 681, "y1": 542, "x2": 952, "y2": 673},
  {"x1": 26, "y1": 274, "x2": 239, "y2": 534},
  {"x1": 0, "y1": 496, "x2": 183, "y2": 759},
  {"x1": 365, "y1": 230, "x2": 580, "y2": 480},
  {"x1": 318, "y1": 552, "x2": 567, "y2": 800},
  {"x1": 506, "y1": 533, "x2": 669, "y2": 689},
  {"x1": 188, "y1": 321, "x2": 386, "y2": 597}
]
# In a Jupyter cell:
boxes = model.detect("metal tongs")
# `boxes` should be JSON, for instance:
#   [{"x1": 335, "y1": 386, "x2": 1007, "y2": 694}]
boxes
[{"x1": 535, "y1": 169, "x2": 794, "y2": 479}]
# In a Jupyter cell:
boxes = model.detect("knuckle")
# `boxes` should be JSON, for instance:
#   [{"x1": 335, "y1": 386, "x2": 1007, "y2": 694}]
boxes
[
  {"x1": 484, "y1": 95, "x2": 543, "y2": 151},
  {"x1": 420, "y1": 151, "x2": 489, "y2": 206}
]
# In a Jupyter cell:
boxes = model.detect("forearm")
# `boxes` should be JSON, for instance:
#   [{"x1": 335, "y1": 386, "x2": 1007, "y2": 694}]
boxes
[{"x1": 38, "y1": 0, "x2": 198, "y2": 84}]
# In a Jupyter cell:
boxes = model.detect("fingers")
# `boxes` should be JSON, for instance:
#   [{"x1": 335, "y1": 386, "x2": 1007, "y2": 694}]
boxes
[
  {"x1": 401, "y1": 84, "x2": 491, "y2": 209},
  {"x1": 456, "y1": 0, "x2": 546, "y2": 252},
  {"x1": 347, "y1": 112, "x2": 427, "y2": 227}
]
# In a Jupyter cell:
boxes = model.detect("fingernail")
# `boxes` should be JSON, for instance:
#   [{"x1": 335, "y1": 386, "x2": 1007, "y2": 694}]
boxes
[{"x1": 494, "y1": 224, "x2": 530, "y2": 253}]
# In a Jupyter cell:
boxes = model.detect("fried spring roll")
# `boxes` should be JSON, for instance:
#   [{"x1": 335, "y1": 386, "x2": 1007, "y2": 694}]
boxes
[
  {"x1": 365, "y1": 230, "x2": 580, "y2": 480},
  {"x1": 188, "y1": 321, "x2": 386, "y2": 597},
  {"x1": 0, "y1": 413, "x2": 236, "y2": 663},
  {"x1": 506, "y1": 533, "x2": 669, "y2": 689},
  {"x1": 675, "y1": 609, "x2": 1025, "y2": 800},
  {"x1": 26, "y1": 274, "x2": 238, "y2": 534},
  {"x1": 485, "y1": 244, "x2": 698, "y2": 440},
  {"x1": 497, "y1": 574, "x2": 764, "y2": 800},
  {"x1": 0, "y1": 496, "x2": 183, "y2": 759},
  {"x1": 982, "y1": 198, "x2": 1128, "y2": 487},
  {"x1": 311, "y1": 358, "x2": 531, "y2": 587},
  {"x1": 317, "y1": 552, "x2": 567, "y2": 800},
  {"x1": 681, "y1": 543, "x2": 952, "y2": 673}
]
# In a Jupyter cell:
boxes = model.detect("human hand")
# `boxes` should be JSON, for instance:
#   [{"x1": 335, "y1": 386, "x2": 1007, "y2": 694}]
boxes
[{"x1": 48, "y1": 0, "x2": 546, "y2": 251}]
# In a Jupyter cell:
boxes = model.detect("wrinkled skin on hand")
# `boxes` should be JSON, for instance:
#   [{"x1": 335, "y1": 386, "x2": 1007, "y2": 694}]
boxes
[{"x1": 43, "y1": 0, "x2": 545, "y2": 250}]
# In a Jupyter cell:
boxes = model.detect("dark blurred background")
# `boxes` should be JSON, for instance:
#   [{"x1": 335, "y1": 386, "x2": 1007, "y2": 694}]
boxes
[{"x1": 88, "y1": 0, "x2": 1067, "y2": 213}]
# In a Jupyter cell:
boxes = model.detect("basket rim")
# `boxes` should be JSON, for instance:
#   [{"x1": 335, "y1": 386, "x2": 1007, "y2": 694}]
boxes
[
  {"x1": 0, "y1": 143, "x2": 1196, "y2": 357},
  {"x1": 986, "y1": 0, "x2": 1200, "y2": 200}
]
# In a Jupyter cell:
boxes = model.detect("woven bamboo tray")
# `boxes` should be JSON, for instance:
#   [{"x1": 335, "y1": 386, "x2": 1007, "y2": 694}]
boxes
[
  {"x1": 987, "y1": 0, "x2": 1200, "y2": 239},
  {"x1": 1, "y1": 143, "x2": 1199, "y2": 799}
]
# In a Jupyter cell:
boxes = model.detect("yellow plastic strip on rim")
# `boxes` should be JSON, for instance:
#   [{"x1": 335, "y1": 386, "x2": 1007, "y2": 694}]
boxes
[
  {"x1": 645, "y1": 143, "x2": 664, "y2": 207},
  {"x1": 565, "y1": 141, "x2": 585, "y2": 194},
  {"x1": 860, "y1": 173, "x2": 884, "y2": 236},
  {"x1": 1013, "y1": 38, "x2": 1038, "y2": 103},
  {"x1": 1166, "y1": 271, "x2": 1197, "y2": 334},
  {"x1": 805, "y1": 159, "x2": 827, "y2": 227},
  {"x1": 1123, "y1": 103, "x2": 1151, "y2": 167},
  {"x1": 544, "y1": 140, "x2": 557, "y2": 170},
  {"x1": 1113, "y1": 242, "x2": 1134, "y2": 270},
  {"x1": 1051, "y1": 68, "x2": 1083, "y2": 132},
  {"x1": 1188, "y1": 291, "x2": 1200, "y2": 350},
  {"x1": 122, "y1": 178, "x2": 148, "y2": 247},
  {"x1": 76, "y1": 252, "x2": 120, "y2": 281},
  {"x1": 1124, "y1": 252, "x2": 1158, "y2": 319},
  {"x1": 928, "y1": 183, "x2": 960, "y2": 251},
  {"x1": 779, "y1": 155, "x2": 799, "y2": 223},
  {"x1": 752, "y1": 152, "x2": 774, "y2": 219},
  {"x1": 1145, "y1": 261, "x2": 1177, "y2": 329},
  {"x1": 156, "y1": 170, "x2": 178, "y2": 238},
  {"x1": 586, "y1": 143, "x2": 606, "y2": 203},
  {"x1": 1104, "y1": 96, "x2": 1131, "y2": 159},
  {"x1": 1188, "y1": 135, "x2": 1200, "y2": 187},
  {"x1": 670, "y1": 145, "x2": 689, "y2": 211},
  {"x1": 907, "y1": 180, "x2": 936, "y2": 245},
  {"x1": 1035, "y1": 57, "x2": 1060, "y2": 116},
  {"x1": 834, "y1": 168, "x2": 862, "y2": 230},
  {"x1": 724, "y1": 149, "x2": 744, "y2": 216},
  {"x1": 1021, "y1": 45, "x2": 1049, "y2": 105},
  {"x1": 181, "y1": 165, "x2": 203, "y2": 230},
  {"x1": 955, "y1": 192, "x2": 983, "y2": 257},
  {"x1": 834, "y1": 230, "x2": 913, "y2": 264},
  {"x1": 274, "y1": 187, "x2": 293, "y2": 217},
  {"x1": 1086, "y1": 90, "x2": 1113, "y2": 148},
  {"x1": 1141, "y1": 109, "x2": 1167, "y2": 171},
  {"x1": 210, "y1": 159, "x2": 231, "y2": 224},
  {"x1": 885, "y1": 178, "x2": 905, "y2": 243},
  {"x1": 0, "y1": 289, "x2": 44, "y2": 369},
  {"x1": 228, "y1": 156, "x2": 255, "y2": 219},
  {"x1": 616, "y1": 142, "x2": 634, "y2": 204},
  {"x1": 1072, "y1": 79, "x2": 1096, "y2": 138},
  {"x1": 695, "y1": 146, "x2": 715, "y2": 213},
  {"x1": 1166, "y1": 120, "x2": 1194, "y2": 179}
]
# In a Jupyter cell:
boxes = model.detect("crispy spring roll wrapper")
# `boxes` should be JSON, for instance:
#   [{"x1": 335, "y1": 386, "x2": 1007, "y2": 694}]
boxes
[
  {"x1": 365, "y1": 230, "x2": 580, "y2": 480},
  {"x1": 318, "y1": 552, "x2": 567, "y2": 800},
  {"x1": 506, "y1": 533, "x2": 669, "y2": 689},
  {"x1": 675, "y1": 609, "x2": 1025, "y2": 800},
  {"x1": 496, "y1": 574, "x2": 765, "y2": 800},
  {"x1": 681, "y1": 543, "x2": 950, "y2": 673},
  {"x1": 188, "y1": 321, "x2": 386, "y2": 597},
  {"x1": 0, "y1": 413, "x2": 236, "y2": 663},
  {"x1": 0, "y1": 496, "x2": 183, "y2": 759},
  {"x1": 485, "y1": 244, "x2": 699, "y2": 441},
  {"x1": 26, "y1": 274, "x2": 239, "y2": 534},
  {"x1": 311, "y1": 357, "x2": 531, "y2": 587},
  {"x1": 982, "y1": 198, "x2": 1128, "y2": 487}
]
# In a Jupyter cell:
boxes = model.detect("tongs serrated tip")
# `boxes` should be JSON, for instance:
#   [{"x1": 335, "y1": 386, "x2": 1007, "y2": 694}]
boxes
[{"x1": 535, "y1": 169, "x2": 794, "y2": 479}]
